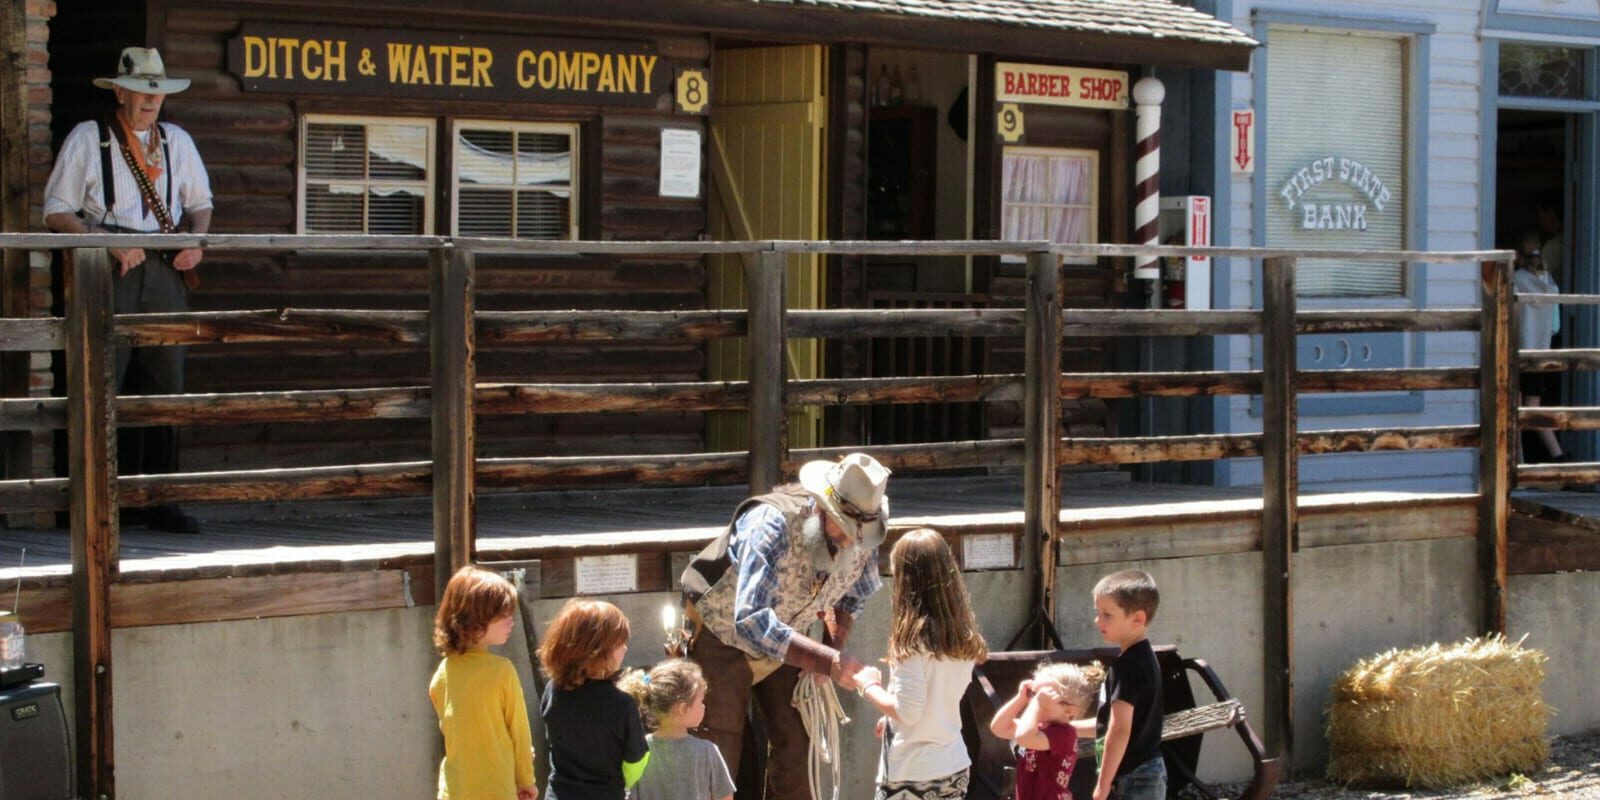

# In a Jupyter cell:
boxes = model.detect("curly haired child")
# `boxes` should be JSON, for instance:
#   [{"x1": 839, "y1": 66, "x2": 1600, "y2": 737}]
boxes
[
  {"x1": 537, "y1": 598, "x2": 649, "y2": 800},
  {"x1": 618, "y1": 659, "x2": 734, "y2": 800},
  {"x1": 429, "y1": 566, "x2": 536, "y2": 800},
  {"x1": 989, "y1": 661, "x2": 1104, "y2": 800}
]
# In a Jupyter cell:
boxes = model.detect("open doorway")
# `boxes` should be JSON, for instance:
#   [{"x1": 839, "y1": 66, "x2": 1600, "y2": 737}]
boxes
[{"x1": 1496, "y1": 108, "x2": 1572, "y2": 461}]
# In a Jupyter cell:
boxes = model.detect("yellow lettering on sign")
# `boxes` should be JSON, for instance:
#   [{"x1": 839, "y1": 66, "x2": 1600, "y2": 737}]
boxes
[
  {"x1": 597, "y1": 54, "x2": 616, "y2": 93},
  {"x1": 266, "y1": 37, "x2": 280, "y2": 78},
  {"x1": 278, "y1": 39, "x2": 301, "y2": 80},
  {"x1": 302, "y1": 40, "x2": 323, "y2": 80},
  {"x1": 412, "y1": 45, "x2": 432, "y2": 85},
  {"x1": 638, "y1": 55, "x2": 657, "y2": 94},
  {"x1": 517, "y1": 50, "x2": 536, "y2": 88},
  {"x1": 450, "y1": 46, "x2": 470, "y2": 87},
  {"x1": 473, "y1": 47, "x2": 493, "y2": 88},
  {"x1": 243, "y1": 36, "x2": 268, "y2": 78},
  {"x1": 580, "y1": 52, "x2": 601, "y2": 90},
  {"x1": 388, "y1": 43, "x2": 412, "y2": 83},
  {"x1": 325, "y1": 40, "x2": 346, "y2": 82},
  {"x1": 430, "y1": 45, "x2": 450, "y2": 86},
  {"x1": 538, "y1": 51, "x2": 557, "y2": 89},
  {"x1": 560, "y1": 51, "x2": 582, "y2": 89},
  {"x1": 616, "y1": 55, "x2": 637, "y2": 94}
]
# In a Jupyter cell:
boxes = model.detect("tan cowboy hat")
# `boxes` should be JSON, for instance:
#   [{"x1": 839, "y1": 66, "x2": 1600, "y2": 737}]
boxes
[
  {"x1": 94, "y1": 47, "x2": 190, "y2": 95},
  {"x1": 799, "y1": 453, "x2": 891, "y2": 545}
]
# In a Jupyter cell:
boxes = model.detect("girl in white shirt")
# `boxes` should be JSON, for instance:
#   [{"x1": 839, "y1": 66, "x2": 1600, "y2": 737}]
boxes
[{"x1": 855, "y1": 528, "x2": 988, "y2": 800}]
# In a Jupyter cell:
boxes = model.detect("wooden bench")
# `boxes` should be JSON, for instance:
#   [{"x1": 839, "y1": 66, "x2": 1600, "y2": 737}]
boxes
[{"x1": 960, "y1": 646, "x2": 1280, "y2": 800}]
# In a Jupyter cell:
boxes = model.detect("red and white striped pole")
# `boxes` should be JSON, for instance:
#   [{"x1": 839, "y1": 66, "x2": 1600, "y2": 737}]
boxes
[{"x1": 1132, "y1": 77, "x2": 1165, "y2": 280}]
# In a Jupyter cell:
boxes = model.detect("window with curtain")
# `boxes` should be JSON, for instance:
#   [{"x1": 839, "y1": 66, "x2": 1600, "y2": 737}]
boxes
[
  {"x1": 299, "y1": 115, "x2": 434, "y2": 235},
  {"x1": 453, "y1": 121, "x2": 579, "y2": 240},
  {"x1": 1265, "y1": 27, "x2": 1408, "y2": 297},
  {"x1": 1000, "y1": 147, "x2": 1098, "y2": 260}
]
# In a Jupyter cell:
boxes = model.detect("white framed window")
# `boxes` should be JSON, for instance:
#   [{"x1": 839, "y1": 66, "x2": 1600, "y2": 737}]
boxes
[
  {"x1": 452, "y1": 120, "x2": 579, "y2": 240},
  {"x1": 1266, "y1": 27, "x2": 1407, "y2": 298},
  {"x1": 298, "y1": 115, "x2": 435, "y2": 235},
  {"x1": 1000, "y1": 147, "x2": 1098, "y2": 262}
]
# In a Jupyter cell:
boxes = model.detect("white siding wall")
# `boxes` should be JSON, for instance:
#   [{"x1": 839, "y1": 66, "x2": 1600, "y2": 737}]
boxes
[{"x1": 1219, "y1": 0, "x2": 1485, "y2": 491}]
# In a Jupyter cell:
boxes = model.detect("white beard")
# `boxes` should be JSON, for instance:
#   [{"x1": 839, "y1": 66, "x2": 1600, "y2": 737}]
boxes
[{"x1": 798, "y1": 512, "x2": 827, "y2": 551}]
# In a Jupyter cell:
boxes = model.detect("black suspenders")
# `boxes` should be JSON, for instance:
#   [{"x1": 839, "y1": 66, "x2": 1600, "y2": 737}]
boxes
[{"x1": 97, "y1": 119, "x2": 173, "y2": 225}]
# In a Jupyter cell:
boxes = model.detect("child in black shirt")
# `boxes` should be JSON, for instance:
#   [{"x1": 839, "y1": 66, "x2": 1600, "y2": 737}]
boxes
[{"x1": 1085, "y1": 569, "x2": 1164, "y2": 800}]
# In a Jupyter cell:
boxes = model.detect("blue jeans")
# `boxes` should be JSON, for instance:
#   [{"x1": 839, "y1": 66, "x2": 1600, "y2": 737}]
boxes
[{"x1": 1111, "y1": 756, "x2": 1167, "y2": 800}]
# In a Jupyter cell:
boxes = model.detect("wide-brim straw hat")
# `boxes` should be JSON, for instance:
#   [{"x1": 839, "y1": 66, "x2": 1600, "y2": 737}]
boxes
[
  {"x1": 93, "y1": 47, "x2": 190, "y2": 95},
  {"x1": 798, "y1": 453, "x2": 891, "y2": 546}
]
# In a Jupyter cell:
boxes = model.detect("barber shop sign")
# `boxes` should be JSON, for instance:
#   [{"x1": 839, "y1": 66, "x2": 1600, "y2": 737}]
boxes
[{"x1": 1278, "y1": 155, "x2": 1392, "y2": 232}]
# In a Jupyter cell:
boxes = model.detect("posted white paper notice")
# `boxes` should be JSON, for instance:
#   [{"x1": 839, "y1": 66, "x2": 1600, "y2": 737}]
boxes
[
  {"x1": 576, "y1": 554, "x2": 639, "y2": 594},
  {"x1": 962, "y1": 534, "x2": 1015, "y2": 570},
  {"x1": 660, "y1": 129, "x2": 702, "y2": 198}
]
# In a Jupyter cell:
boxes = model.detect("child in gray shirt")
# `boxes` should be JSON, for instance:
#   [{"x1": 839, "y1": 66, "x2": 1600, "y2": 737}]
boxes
[{"x1": 620, "y1": 659, "x2": 735, "y2": 800}]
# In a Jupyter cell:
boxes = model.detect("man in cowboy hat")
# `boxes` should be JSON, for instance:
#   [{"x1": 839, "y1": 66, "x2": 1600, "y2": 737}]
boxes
[
  {"x1": 43, "y1": 46, "x2": 213, "y2": 533},
  {"x1": 680, "y1": 452, "x2": 892, "y2": 800}
]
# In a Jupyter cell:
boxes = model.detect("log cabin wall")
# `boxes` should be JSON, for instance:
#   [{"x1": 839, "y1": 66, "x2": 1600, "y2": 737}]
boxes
[
  {"x1": 825, "y1": 42, "x2": 868, "y2": 446},
  {"x1": 100, "y1": 3, "x2": 712, "y2": 472}
]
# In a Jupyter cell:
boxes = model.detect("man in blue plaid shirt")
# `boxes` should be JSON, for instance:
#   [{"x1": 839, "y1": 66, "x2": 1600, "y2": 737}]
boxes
[{"x1": 681, "y1": 453, "x2": 892, "y2": 800}]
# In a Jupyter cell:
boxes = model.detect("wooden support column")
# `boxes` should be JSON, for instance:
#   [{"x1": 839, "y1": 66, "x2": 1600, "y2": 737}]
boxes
[
  {"x1": 746, "y1": 250, "x2": 787, "y2": 494},
  {"x1": 67, "y1": 248, "x2": 118, "y2": 798},
  {"x1": 431, "y1": 247, "x2": 476, "y2": 594},
  {"x1": 1023, "y1": 251, "x2": 1062, "y2": 646},
  {"x1": 1478, "y1": 259, "x2": 1512, "y2": 635},
  {"x1": 1260, "y1": 256, "x2": 1297, "y2": 767},
  {"x1": 1, "y1": 0, "x2": 33, "y2": 525}
]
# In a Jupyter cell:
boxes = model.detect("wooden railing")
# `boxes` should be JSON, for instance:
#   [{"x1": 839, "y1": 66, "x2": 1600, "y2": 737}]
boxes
[{"x1": 0, "y1": 235, "x2": 1521, "y2": 794}]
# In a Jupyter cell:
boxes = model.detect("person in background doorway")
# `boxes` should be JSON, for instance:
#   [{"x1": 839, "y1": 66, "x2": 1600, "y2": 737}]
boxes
[
  {"x1": 1515, "y1": 231, "x2": 1566, "y2": 463},
  {"x1": 43, "y1": 46, "x2": 212, "y2": 533}
]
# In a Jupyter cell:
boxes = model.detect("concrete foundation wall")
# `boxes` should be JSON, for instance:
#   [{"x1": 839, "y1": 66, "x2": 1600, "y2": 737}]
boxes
[{"x1": 21, "y1": 546, "x2": 1597, "y2": 797}]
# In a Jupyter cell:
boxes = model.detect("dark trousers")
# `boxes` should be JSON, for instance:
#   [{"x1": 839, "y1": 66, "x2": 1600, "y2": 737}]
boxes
[
  {"x1": 113, "y1": 251, "x2": 186, "y2": 479},
  {"x1": 691, "y1": 631, "x2": 813, "y2": 800}
]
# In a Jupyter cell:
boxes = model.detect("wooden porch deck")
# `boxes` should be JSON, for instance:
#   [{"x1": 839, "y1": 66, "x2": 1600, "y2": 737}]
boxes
[{"x1": 0, "y1": 472, "x2": 1490, "y2": 583}]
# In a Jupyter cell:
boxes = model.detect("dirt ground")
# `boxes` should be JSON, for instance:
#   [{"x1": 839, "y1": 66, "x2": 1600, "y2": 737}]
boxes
[{"x1": 1198, "y1": 729, "x2": 1600, "y2": 799}]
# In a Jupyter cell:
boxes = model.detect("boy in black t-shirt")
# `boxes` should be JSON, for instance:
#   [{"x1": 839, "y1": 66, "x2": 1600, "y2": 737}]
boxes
[{"x1": 1081, "y1": 569, "x2": 1165, "y2": 800}]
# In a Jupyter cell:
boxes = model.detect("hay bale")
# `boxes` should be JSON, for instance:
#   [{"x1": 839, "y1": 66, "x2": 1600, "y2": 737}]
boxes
[{"x1": 1326, "y1": 635, "x2": 1552, "y2": 789}]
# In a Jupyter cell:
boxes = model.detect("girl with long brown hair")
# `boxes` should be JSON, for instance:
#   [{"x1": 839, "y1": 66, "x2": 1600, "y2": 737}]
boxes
[{"x1": 854, "y1": 528, "x2": 988, "y2": 800}]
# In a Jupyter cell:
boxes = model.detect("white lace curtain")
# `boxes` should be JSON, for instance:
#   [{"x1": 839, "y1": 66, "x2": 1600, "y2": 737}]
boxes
[{"x1": 1000, "y1": 151, "x2": 1095, "y2": 245}]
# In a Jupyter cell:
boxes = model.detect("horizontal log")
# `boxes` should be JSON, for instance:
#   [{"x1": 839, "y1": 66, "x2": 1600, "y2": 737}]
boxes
[
  {"x1": 1296, "y1": 367, "x2": 1477, "y2": 393},
  {"x1": 1062, "y1": 310, "x2": 1261, "y2": 336},
  {"x1": 1516, "y1": 462, "x2": 1600, "y2": 488},
  {"x1": 0, "y1": 388, "x2": 432, "y2": 431},
  {"x1": 1296, "y1": 309, "x2": 1479, "y2": 333},
  {"x1": 1520, "y1": 293, "x2": 1600, "y2": 306},
  {"x1": 0, "y1": 476, "x2": 67, "y2": 512},
  {"x1": 788, "y1": 375, "x2": 1023, "y2": 406},
  {"x1": 478, "y1": 310, "x2": 745, "y2": 343},
  {"x1": 0, "y1": 317, "x2": 61, "y2": 351},
  {"x1": 476, "y1": 452, "x2": 747, "y2": 491},
  {"x1": 120, "y1": 462, "x2": 434, "y2": 508},
  {"x1": 788, "y1": 308, "x2": 1024, "y2": 338},
  {"x1": 1060, "y1": 371, "x2": 1260, "y2": 399},
  {"x1": 1296, "y1": 425, "x2": 1478, "y2": 454},
  {"x1": 1518, "y1": 407, "x2": 1600, "y2": 431},
  {"x1": 1060, "y1": 434, "x2": 1261, "y2": 465},
  {"x1": 13, "y1": 571, "x2": 411, "y2": 634},
  {"x1": 1521, "y1": 349, "x2": 1600, "y2": 372},
  {"x1": 1056, "y1": 425, "x2": 1478, "y2": 466},
  {"x1": 789, "y1": 439, "x2": 1024, "y2": 472},
  {"x1": 476, "y1": 381, "x2": 746, "y2": 415},
  {"x1": 120, "y1": 309, "x2": 429, "y2": 346}
]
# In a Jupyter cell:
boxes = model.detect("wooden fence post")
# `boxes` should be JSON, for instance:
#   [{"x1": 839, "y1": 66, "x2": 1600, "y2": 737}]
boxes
[
  {"x1": 432, "y1": 246, "x2": 476, "y2": 595},
  {"x1": 746, "y1": 249, "x2": 787, "y2": 494},
  {"x1": 1260, "y1": 256, "x2": 1297, "y2": 768},
  {"x1": 1478, "y1": 259, "x2": 1512, "y2": 635},
  {"x1": 1023, "y1": 251, "x2": 1062, "y2": 646},
  {"x1": 67, "y1": 248, "x2": 117, "y2": 798}
]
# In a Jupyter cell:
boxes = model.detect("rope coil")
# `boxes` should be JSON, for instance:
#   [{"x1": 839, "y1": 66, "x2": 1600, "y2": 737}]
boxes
[{"x1": 792, "y1": 676, "x2": 850, "y2": 800}]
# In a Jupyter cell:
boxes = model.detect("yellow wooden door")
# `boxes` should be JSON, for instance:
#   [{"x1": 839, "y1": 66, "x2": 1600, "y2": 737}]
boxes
[{"x1": 707, "y1": 45, "x2": 827, "y2": 452}]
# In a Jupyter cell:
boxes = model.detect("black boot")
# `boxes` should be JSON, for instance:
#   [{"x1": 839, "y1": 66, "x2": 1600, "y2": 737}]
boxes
[{"x1": 146, "y1": 505, "x2": 201, "y2": 534}]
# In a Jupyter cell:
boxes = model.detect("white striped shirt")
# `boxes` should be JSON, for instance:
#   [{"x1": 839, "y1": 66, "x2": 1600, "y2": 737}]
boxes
[{"x1": 43, "y1": 120, "x2": 213, "y2": 233}]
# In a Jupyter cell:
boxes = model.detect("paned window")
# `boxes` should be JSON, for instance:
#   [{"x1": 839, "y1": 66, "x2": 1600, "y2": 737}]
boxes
[
  {"x1": 453, "y1": 121, "x2": 579, "y2": 239},
  {"x1": 299, "y1": 115, "x2": 434, "y2": 235},
  {"x1": 1000, "y1": 147, "x2": 1098, "y2": 261}
]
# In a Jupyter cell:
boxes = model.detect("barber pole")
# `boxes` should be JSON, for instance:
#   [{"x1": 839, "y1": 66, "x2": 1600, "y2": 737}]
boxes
[{"x1": 1132, "y1": 77, "x2": 1164, "y2": 279}]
